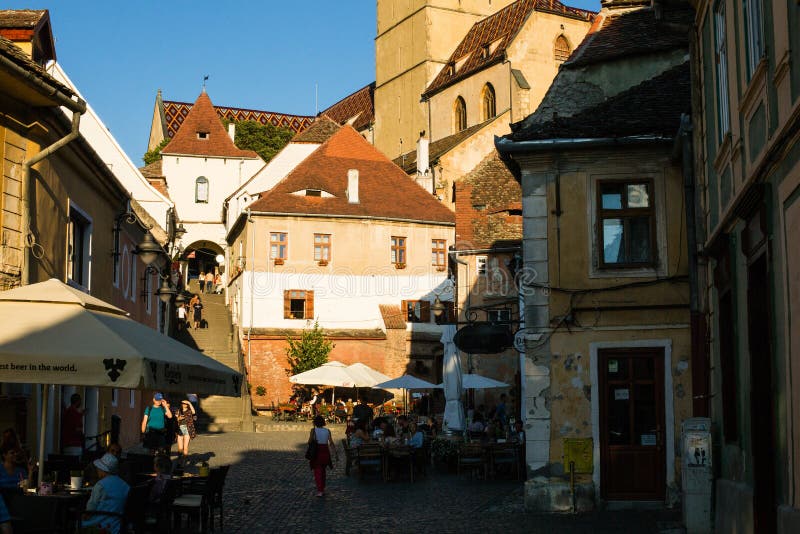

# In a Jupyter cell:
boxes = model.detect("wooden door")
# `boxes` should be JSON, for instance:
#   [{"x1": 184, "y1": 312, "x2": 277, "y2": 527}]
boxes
[{"x1": 599, "y1": 348, "x2": 666, "y2": 500}]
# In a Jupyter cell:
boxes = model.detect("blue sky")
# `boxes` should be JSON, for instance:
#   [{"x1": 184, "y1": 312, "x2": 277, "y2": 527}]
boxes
[{"x1": 6, "y1": 0, "x2": 600, "y2": 164}]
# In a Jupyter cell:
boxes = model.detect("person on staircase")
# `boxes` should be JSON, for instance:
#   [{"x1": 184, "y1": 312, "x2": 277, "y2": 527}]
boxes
[
  {"x1": 205, "y1": 271, "x2": 214, "y2": 294},
  {"x1": 192, "y1": 296, "x2": 203, "y2": 330},
  {"x1": 198, "y1": 271, "x2": 205, "y2": 293}
]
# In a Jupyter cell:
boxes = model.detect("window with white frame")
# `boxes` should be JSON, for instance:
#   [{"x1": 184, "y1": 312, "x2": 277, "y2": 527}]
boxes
[
  {"x1": 314, "y1": 234, "x2": 331, "y2": 262},
  {"x1": 713, "y1": 2, "x2": 730, "y2": 140},
  {"x1": 743, "y1": 0, "x2": 764, "y2": 78},
  {"x1": 68, "y1": 206, "x2": 92, "y2": 288},
  {"x1": 597, "y1": 180, "x2": 656, "y2": 268},
  {"x1": 270, "y1": 232, "x2": 288, "y2": 260}
]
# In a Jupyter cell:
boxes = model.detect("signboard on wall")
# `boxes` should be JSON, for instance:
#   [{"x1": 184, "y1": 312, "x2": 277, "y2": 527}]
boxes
[{"x1": 452, "y1": 322, "x2": 514, "y2": 354}]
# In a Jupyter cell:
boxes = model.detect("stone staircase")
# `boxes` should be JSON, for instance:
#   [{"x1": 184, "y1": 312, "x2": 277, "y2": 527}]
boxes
[{"x1": 176, "y1": 281, "x2": 253, "y2": 432}]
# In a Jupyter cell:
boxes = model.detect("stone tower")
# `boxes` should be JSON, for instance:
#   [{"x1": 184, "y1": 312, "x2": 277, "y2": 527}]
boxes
[{"x1": 373, "y1": 0, "x2": 514, "y2": 158}]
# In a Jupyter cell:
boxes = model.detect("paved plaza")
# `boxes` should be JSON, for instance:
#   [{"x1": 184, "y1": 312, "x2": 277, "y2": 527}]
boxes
[{"x1": 187, "y1": 424, "x2": 684, "y2": 533}]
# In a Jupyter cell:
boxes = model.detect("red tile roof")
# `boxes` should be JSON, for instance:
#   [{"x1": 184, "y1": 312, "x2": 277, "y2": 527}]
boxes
[
  {"x1": 424, "y1": 0, "x2": 595, "y2": 97},
  {"x1": 379, "y1": 304, "x2": 407, "y2": 329},
  {"x1": 564, "y1": 5, "x2": 693, "y2": 68},
  {"x1": 0, "y1": 9, "x2": 46, "y2": 28},
  {"x1": 322, "y1": 82, "x2": 375, "y2": 132},
  {"x1": 248, "y1": 126, "x2": 455, "y2": 224},
  {"x1": 139, "y1": 160, "x2": 164, "y2": 179},
  {"x1": 161, "y1": 100, "x2": 313, "y2": 141},
  {"x1": 292, "y1": 115, "x2": 341, "y2": 144},
  {"x1": 161, "y1": 91, "x2": 259, "y2": 158}
]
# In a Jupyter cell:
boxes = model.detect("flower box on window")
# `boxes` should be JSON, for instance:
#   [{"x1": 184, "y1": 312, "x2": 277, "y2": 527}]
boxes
[
  {"x1": 318, "y1": 260, "x2": 329, "y2": 266},
  {"x1": 436, "y1": 266, "x2": 446, "y2": 272},
  {"x1": 395, "y1": 263, "x2": 406, "y2": 270},
  {"x1": 274, "y1": 258, "x2": 285, "y2": 266}
]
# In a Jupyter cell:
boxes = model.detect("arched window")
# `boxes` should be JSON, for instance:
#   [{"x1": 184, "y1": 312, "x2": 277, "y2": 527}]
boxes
[
  {"x1": 195, "y1": 176, "x2": 209, "y2": 203},
  {"x1": 481, "y1": 83, "x2": 496, "y2": 121},
  {"x1": 454, "y1": 96, "x2": 467, "y2": 133},
  {"x1": 554, "y1": 35, "x2": 571, "y2": 62}
]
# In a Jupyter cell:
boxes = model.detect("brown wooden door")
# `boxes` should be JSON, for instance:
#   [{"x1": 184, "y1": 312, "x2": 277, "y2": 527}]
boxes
[{"x1": 599, "y1": 348, "x2": 666, "y2": 500}]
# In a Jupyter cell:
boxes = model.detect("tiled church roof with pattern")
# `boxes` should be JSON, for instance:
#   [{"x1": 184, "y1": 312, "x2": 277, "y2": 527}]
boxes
[
  {"x1": 161, "y1": 91, "x2": 259, "y2": 158},
  {"x1": 249, "y1": 126, "x2": 454, "y2": 224},
  {"x1": 321, "y1": 82, "x2": 375, "y2": 132},
  {"x1": 563, "y1": 5, "x2": 693, "y2": 68},
  {"x1": 508, "y1": 61, "x2": 690, "y2": 141},
  {"x1": 424, "y1": 0, "x2": 595, "y2": 97},
  {"x1": 161, "y1": 99, "x2": 314, "y2": 141}
]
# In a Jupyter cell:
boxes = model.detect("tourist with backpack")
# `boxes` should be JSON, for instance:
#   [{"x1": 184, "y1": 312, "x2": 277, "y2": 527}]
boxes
[{"x1": 141, "y1": 393, "x2": 173, "y2": 455}]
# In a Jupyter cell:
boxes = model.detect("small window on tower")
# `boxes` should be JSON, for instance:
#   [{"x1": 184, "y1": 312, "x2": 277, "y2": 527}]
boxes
[{"x1": 197, "y1": 132, "x2": 209, "y2": 140}]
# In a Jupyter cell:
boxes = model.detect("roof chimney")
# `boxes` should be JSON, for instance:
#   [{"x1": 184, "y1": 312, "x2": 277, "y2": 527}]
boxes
[
  {"x1": 416, "y1": 131, "x2": 430, "y2": 176},
  {"x1": 228, "y1": 122, "x2": 235, "y2": 142},
  {"x1": 347, "y1": 169, "x2": 359, "y2": 204}
]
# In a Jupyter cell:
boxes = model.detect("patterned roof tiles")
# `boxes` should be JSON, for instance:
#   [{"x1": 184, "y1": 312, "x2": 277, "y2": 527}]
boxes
[
  {"x1": 161, "y1": 100, "x2": 314, "y2": 141},
  {"x1": 249, "y1": 126, "x2": 454, "y2": 224},
  {"x1": 322, "y1": 82, "x2": 375, "y2": 132},
  {"x1": 161, "y1": 91, "x2": 259, "y2": 158},
  {"x1": 424, "y1": 0, "x2": 595, "y2": 97}
]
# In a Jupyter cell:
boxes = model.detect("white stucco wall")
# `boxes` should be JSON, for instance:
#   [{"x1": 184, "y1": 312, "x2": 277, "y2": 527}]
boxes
[
  {"x1": 238, "y1": 270, "x2": 452, "y2": 332},
  {"x1": 161, "y1": 154, "x2": 262, "y2": 224}
]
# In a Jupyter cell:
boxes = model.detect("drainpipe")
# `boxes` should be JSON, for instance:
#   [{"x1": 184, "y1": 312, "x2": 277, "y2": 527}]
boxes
[
  {"x1": 679, "y1": 114, "x2": 708, "y2": 417},
  {"x1": 247, "y1": 208, "x2": 255, "y2": 374},
  {"x1": 21, "y1": 98, "x2": 87, "y2": 286}
]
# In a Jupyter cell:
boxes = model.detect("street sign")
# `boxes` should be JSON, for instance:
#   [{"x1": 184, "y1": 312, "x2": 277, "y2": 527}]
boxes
[{"x1": 452, "y1": 323, "x2": 513, "y2": 354}]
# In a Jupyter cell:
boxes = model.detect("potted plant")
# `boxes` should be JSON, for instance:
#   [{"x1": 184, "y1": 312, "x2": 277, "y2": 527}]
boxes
[
  {"x1": 395, "y1": 262, "x2": 406, "y2": 270},
  {"x1": 436, "y1": 265, "x2": 446, "y2": 272},
  {"x1": 318, "y1": 259, "x2": 329, "y2": 266},
  {"x1": 274, "y1": 258, "x2": 285, "y2": 266}
]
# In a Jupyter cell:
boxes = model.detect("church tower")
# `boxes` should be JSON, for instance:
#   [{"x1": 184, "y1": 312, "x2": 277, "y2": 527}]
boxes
[{"x1": 373, "y1": 0, "x2": 514, "y2": 158}]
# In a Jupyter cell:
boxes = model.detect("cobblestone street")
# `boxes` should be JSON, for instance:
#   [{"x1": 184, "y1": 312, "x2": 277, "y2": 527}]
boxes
[{"x1": 188, "y1": 425, "x2": 683, "y2": 533}]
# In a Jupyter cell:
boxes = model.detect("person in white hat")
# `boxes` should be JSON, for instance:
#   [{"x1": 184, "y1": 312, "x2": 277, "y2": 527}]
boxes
[{"x1": 81, "y1": 452, "x2": 130, "y2": 534}]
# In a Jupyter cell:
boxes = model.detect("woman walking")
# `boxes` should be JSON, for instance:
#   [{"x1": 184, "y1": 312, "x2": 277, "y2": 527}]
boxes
[
  {"x1": 175, "y1": 399, "x2": 197, "y2": 462},
  {"x1": 308, "y1": 415, "x2": 337, "y2": 497},
  {"x1": 192, "y1": 296, "x2": 203, "y2": 330}
]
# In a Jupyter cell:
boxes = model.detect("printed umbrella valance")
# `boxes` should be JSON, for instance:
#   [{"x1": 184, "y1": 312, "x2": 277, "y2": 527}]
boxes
[{"x1": 0, "y1": 279, "x2": 242, "y2": 396}]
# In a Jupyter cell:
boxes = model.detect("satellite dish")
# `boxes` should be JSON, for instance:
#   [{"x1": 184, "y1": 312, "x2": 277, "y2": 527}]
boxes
[{"x1": 215, "y1": 254, "x2": 225, "y2": 264}]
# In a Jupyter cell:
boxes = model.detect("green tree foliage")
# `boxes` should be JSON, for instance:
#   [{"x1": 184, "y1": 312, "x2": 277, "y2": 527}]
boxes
[
  {"x1": 286, "y1": 321, "x2": 334, "y2": 378},
  {"x1": 142, "y1": 138, "x2": 171, "y2": 165},
  {"x1": 230, "y1": 120, "x2": 294, "y2": 163}
]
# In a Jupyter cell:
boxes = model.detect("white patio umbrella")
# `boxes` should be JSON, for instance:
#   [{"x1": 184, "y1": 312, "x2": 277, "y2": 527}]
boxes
[
  {"x1": 441, "y1": 324, "x2": 465, "y2": 431},
  {"x1": 436, "y1": 373, "x2": 510, "y2": 389},
  {"x1": 373, "y1": 374, "x2": 437, "y2": 415},
  {"x1": 289, "y1": 361, "x2": 357, "y2": 405},
  {"x1": 0, "y1": 279, "x2": 243, "y2": 486},
  {"x1": 346, "y1": 363, "x2": 390, "y2": 387}
]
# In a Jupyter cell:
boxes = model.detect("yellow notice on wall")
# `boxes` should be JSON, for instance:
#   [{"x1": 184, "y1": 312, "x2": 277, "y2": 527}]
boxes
[{"x1": 563, "y1": 438, "x2": 593, "y2": 474}]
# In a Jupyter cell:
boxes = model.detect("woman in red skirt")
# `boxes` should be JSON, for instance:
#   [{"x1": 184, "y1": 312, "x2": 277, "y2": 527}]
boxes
[{"x1": 308, "y1": 415, "x2": 338, "y2": 497}]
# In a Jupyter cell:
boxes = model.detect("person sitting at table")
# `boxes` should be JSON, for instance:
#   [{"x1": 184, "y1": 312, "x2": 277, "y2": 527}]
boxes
[
  {"x1": 379, "y1": 420, "x2": 395, "y2": 439},
  {"x1": 396, "y1": 415, "x2": 410, "y2": 438},
  {"x1": 407, "y1": 423, "x2": 424, "y2": 450},
  {"x1": 107, "y1": 443, "x2": 123, "y2": 459},
  {"x1": 0, "y1": 444, "x2": 29, "y2": 489},
  {"x1": 344, "y1": 417, "x2": 355, "y2": 439},
  {"x1": 468, "y1": 413, "x2": 486, "y2": 434},
  {"x1": 349, "y1": 420, "x2": 371, "y2": 448},
  {"x1": 0, "y1": 493, "x2": 11, "y2": 534},
  {"x1": 81, "y1": 453, "x2": 130, "y2": 534},
  {"x1": 147, "y1": 455, "x2": 172, "y2": 508},
  {"x1": 1, "y1": 429, "x2": 28, "y2": 469},
  {"x1": 352, "y1": 400, "x2": 371, "y2": 425}
]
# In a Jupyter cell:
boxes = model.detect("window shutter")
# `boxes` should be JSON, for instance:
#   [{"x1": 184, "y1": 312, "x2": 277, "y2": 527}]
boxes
[
  {"x1": 401, "y1": 300, "x2": 408, "y2": 322},
  {"x1": 420, "y1": 300, "x2": 431, "y2": 323},
  {"x1": 283, "y1": 290, "x2": 291, "y2": 319},
  {"x1": 305, "y1": 290, "x2": 314, "y2": 320},
  {"x1": 445, "y1": 301, "x2": 455, "y2": 322}
]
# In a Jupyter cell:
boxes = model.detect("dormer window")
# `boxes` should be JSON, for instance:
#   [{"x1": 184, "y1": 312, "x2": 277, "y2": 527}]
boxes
[
  {"x1": 197, "y1": 132, "x2": 209, "y2": 140},
  {"x1": 481, "y1": 44, "x2": 490, "y2": 60},
  {"x1": 306, "y1": 189, "x2": 322, "y2": 197},
  {"x1": 447, "y1": 62, "x2": 456, "y2": 76}
]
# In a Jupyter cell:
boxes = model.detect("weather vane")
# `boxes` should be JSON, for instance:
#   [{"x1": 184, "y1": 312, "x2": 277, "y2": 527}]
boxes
[{"x1": 202, "y1": 75, "x2": 209, "y2": 90}]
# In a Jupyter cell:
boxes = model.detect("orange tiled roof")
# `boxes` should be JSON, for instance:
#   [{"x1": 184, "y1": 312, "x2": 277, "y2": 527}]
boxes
[
  {"x1": 162, "y1": 100, "x2": 314, "y2": 141},
  {"x1": 248, "y1": 126, "x2": 455, "y2": 224},
  {"x1": 424, "y1": 0, "x2": 594, "y2": 97},
  {"x1": 292, "y1": 115, "x2": 341, "y2": 144},
  {"x1": 322, "y1": 82, "x2": 375, "y2": 132},
  {"x1": 161, "y1": 91, "x2": 259, "y2": 159},
  {"x1": 139, "y1": 160, "x2": 163, "y2": 178}
]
